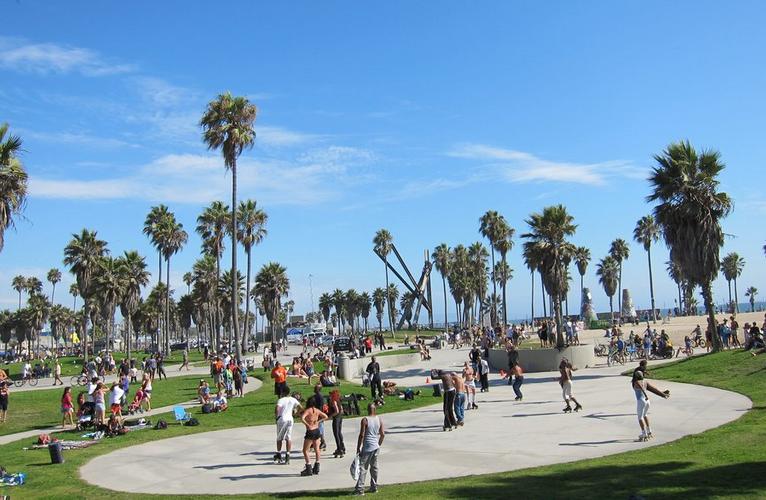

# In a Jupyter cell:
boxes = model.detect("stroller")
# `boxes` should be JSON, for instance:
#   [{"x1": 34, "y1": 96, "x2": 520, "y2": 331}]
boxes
[
  {"x1": 76, "y1": 402, "x2": 96, "y2": 430},
  {"x1": 126, "y1": 389, "x2": 146, "y2": 415}
]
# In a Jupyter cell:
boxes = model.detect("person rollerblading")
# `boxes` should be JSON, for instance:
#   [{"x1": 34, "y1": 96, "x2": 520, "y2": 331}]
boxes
[{"x1": 558, "y1": 359, "x2": 582, "y2": 414}]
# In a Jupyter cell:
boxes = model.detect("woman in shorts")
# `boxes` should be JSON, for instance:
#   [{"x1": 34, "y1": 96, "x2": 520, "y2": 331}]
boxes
[
  {"x1": 61, "y1": 386, "x2": 75, "y2": 427},
  {"x1": 300, "y1": 398, "x2": 328, "y2": 476},
  {"x1": 0, "y1": 380, "x2": 9, "y2": 423}
]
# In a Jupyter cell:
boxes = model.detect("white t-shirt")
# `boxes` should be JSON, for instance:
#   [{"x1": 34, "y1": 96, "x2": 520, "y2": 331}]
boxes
[
  {"x1": 110, "y1": 386, "x2": 125, "y2": 406},
  {"x1": 22, "y1": 363, "x2": 31, "y2": 377},
  {"x1": 87, "y1": 382, "x2": 98, "y2": 402},
  {"x1": 276, "y1": 396, "x2": 300, "y2": 422}
]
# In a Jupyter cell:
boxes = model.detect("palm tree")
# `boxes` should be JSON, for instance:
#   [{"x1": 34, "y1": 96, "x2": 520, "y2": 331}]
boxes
[
  {"x1": 253, "y1": 262, "x2": 289, "y2": 343},
  {"x1": 372, "y1": 287, "x2": 386, "y2": 333},
  {"x1": 63, "y1": 229, "x2": 108, "y2": 362},
  {"x1": 318, "y1": 293, "x2": 332, "y2": 325},
  {"x1": 47, "y1": 268, "x2": 62, "y2": 304},
  {"x1": 143, "y1": 205, "x2": 170, "y2": 283},
  {"x1": 597, "y1": 256, "x2": 619, "y2": 322},
  {"x1": 479, "y1": 211, "x2": 500, "y2": 324},
  {"x1": 386, "y1": 284, "x2": 399, "y2": 328},
  {"x1": 26, "y1": 276, "x2": 43, "y2": 296},
  {"x1": 201, "y1": 92, "x2": 258, "y2": 358},
  {"x1": 69, "y1": 283, "x2": 79, "y2": 310},
  {"x1": 493, "y1": 260, "x2": 512, "y2": 323},
  {"x1": 344, "y1": 289, "x2": 359, "y2": 333},
  {"x1": 493, "y1": 220, "x2": 514, "y2": 327},
  {"x1": 26, "y1": 293, "x2": 50, "y2": 352},
  {"x1": 666, "y1": 260, "x2": 684, "y2": 315},
  {"x1": 522, "y1": 205, "x2": 577, "y2": 347},
  {"x1": 373, "y1": 229, "x2": 395, "y2": 335},
  {"x1": 609, "y1": 238, "x2": 630, "y2": 315},
  {"x1": 745, "y1": 286, "x2": 758, "y2": 312},
  {"x1": 648, "y1": 140, "x2": 732, "y2": 351},
  {"x1": 399, "y1": 291, "x2": 415, "y2": 328},
  {"x1": 11, "y1": 275, "x2": 25, "y2": 309},
  {"x1": 359, "y1": 292, "x2": 372, "y2": 333},
  {"x1": 0, "y1": 123, "x2": 27, "y2": 253},
  {"x1": 157, "y1": 212, "x2": 187, "y2": 354},
  {"x1": 94, "y1": 256, "x2": 122, "y2": 353},
  {"x1": 118, "y1": 250, "x2": 149, "y2": 361},
  {"x1": 633, "y1": 215, "x2": 661, "y2": 322},
  {"x1": 573, "y1": 246, "x2": 590, "y2": 305},
  {"x1": 193, "y1": 255, "x2": 218, "y2": 348},
  {"x1": 331, "y1": 289, "x2": 345, "y2": 335},
  {"x1": 183, "y1": 272, "x2": 193, "y2": 294},
  {"x1": 467, "y1": 242, "x2": 489, "y2": 325},
  {"x1": 432, "y1": 243, "x2": 451, "y2": 330},
  {"x1": 237, "y1": 199, "x2": 268, "y2": 354},
  {"x1": 720, "y1": 253, "x2": 736, "y2": 311},
  {"x1": 197, "y1": 200, "x2": 229, "y2": 347},
  {"x1": 731, "y1": 253, "x2": 745, "y2": 313},
  {"x1": 218, "y1": 269, "x2": 245, "y2": 337}
]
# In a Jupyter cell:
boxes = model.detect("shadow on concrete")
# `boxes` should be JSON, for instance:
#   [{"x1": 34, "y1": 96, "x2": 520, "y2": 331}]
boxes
[
  {"x1": 221, "y1": 473, "x2": 297, "y2": 480},
  {"x1": 194, "y1": 463, "x2": 255, "y2": 470},
  {"x1": 583, "y1": 413, "x2": 634, "y2": 420},
  {"x1": 507, "y1": 412, "x2": 563, "y2": 418},
  {"x1": 559, "y1": 439, "x2": 635, "y2": 446}
]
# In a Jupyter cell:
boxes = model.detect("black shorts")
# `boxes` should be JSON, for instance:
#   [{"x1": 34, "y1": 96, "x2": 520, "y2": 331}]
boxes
[
  {"x1": 0, "y1": 394, "x2": 7, "y2": 411},
  {"x1": 304, "y1": 428, "x2": 321, "y2": 441},
  {"x1": 274, "y1": 381, "x2": 287, "y2": 396}
]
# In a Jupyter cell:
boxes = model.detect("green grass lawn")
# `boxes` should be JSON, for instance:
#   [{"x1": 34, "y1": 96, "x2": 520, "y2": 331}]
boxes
[
  {"x1": 0, "y1": 373, "x2": 207, "y2": 437},
  {"x1": 1, "y1": 356, "x2": 84, "y2": 381},
  {"x1": 0, "y1": 371, "x2": 435, "y2": 499}
]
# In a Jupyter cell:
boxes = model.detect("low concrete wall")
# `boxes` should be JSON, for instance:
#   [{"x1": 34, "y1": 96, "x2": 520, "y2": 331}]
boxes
[
  {"x1": 338, "y1": 352, "x2": 421, "y2": 381},
  {"x1": 488, "y1": 345, "x2": 596, "y2": 373}
]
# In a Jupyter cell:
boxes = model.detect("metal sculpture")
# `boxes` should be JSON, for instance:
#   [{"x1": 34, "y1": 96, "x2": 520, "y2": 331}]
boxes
[{"x1": 373, "y1": 245, "x2": 433, "y2": 329}]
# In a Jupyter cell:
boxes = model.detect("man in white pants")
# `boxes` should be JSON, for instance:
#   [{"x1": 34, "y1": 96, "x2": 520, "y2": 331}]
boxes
[
  {"x1": 354, "y1": 403, "x2": 385, "y2": 495},
  {"x1": 632, "y1": 362, "x2": 670, "y2": 441}
]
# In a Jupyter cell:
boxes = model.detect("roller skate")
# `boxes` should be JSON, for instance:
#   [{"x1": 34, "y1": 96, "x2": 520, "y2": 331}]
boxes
[
  {"x1": 573, "y1": 403, "x2": 583, "y2": 412},
  {"x1": 273, "y1": 452, "x2": 282, "y2": 464},
  {"x1": 563, "y1": 405, "x2": 572, "y2": 413}
]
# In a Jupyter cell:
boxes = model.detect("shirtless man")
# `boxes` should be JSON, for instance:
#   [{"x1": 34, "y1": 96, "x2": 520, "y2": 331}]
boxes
[
  {"x1": 440, "y1": 371, "x2": 458, "y2": 431},
  {"x1": 558, "y1": 359, "x2": 583, "y2": 413},
  {"x1": 462, "y1": 362, "x2": 478, "y2": 410},
  {"x1": 452, "y1": 372, "x2": 466, "y2": 426},
  {"x1": 300, "y1": 398, "x2": 328, "y2": 476},
  {"x1": 632, "y1": 362, "x2": 670, "y2": 441}
]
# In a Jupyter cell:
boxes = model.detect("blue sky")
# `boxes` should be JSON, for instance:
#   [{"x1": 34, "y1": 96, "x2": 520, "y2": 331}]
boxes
[{"x1": 1, "y1": 1, "x2": 765, "y2": 321}]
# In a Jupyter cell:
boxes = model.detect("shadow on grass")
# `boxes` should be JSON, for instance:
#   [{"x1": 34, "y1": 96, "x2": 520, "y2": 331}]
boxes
[{"x1": 270, "y1": 461, "x2": 766, "y2": 499}]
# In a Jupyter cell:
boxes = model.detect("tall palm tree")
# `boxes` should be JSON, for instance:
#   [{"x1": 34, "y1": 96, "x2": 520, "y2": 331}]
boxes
[
  {"x1": 117, "y1": 250, "x2": 149, "y2": 361},
  {"x1": 467, "y1": 242, "x2": 489, "y2": 325},
  {"x1": 493, "y1": 221, "x2": 514, "y2": 327},
  {"x1": 253, "y1": 262, "x2": 289, "y2": 343},
  {"x1": 331, "y1": 289, "x2": 345, "y2": 335},
  {"x1": 720, "y1": 253, "x2": 736, "y2": 311},
  {"x1": 479, "y1": 211, "x2": 500, "y2": 323},
  {"x1": 318, "y1": 293, "x2": 332, "y2": 325},
  {"x1": 237, "y1": 199, "x2": 268, "y2": 354},
  {"x1": 731, "y1": 253, "x2": 745, "y2": 313},
  {"x1": 26, "y1": 293, "x2": 50, "y2": 352},
  {"x1": 94, "y1": 256, "x2": 122, "y2": 353},
  {"x1": 372, "y1": 287, "x2": 386, "y2": 333},
  {"x1": 197, "y1": 200, "x2": 230, "y2": 347},
  {"x1": 633, "y1": 215, "x2": 661, "y2": 322},
  {"x1": 26, "y1": 276, "x2": 43, "y2": 296},
  {"x1": 493, "y1": 260, "x2": 512, "y2": 323},
  {"x1": 69, "y1": 283, "x2": 79, "y2": 310},
  {"x1": 573, "y1": 246, "x2": 590, "y2": 304},
  {"x1": 648, "y1": 140, "x2": 732, "y2": 351},
  {"x1": 344, "y1": 289, "x2": 359, "y2": 333},
  {"x1": 432, "y1": 243, "x2": 451, "y2": 330},
  {"x1": 193, "y1": 255, "x2": 218, "y2": 348},
  {"x1": 359, "y1": 292, "x2": 372, "y2": 332},
  {"x1": 47, "y1": 268, "x2": 62, "y2": 304},
  {"x1": 373, "y1": 229, "x2": 395, "y2": 335},
  {"x1": 64, "y1": 229, "x2": 108, "y2": 362},
  {"x1": 522, "y1": 244, "x2": 542, "y2": 323},
  {"x1": 0, "y1": 123, "x2": 27, "y2": 253},
  {"x1": 157, "y1": 212, "x2": 187, "y2": 354},
  {"x1": 143, "y1": 205, "x2": 170, "y2": 283},
  {"x1": 448, "y1": 245, "x2": 469, "y2": 326},
  {"x1": 609, "y1": 238, "x2": 630, "y2": 315},
  {"x1": 597, "y1": 255, "x2": 619, "y2": 322},
  {"x1": 201, "y1": 92, "x2": 257, "y2": 357},
  {"x1": 386, "y1": 284, "x2": 399, "y2": 328},
  {"x1": 183, "y1": 272, "x2": 193, "y2": 294},
  {"x1": 666, "y1": 260, "x2": 684, "y2": 315},
  {"x1": 522, "y1": 205, "x2": 577, "y2": 347},
  {"x1": 11, "y1": 275, "x2": 25, "y2": 309},
  {"x1": 745, "y1": 286, "x2": 758, "y2": 313}
]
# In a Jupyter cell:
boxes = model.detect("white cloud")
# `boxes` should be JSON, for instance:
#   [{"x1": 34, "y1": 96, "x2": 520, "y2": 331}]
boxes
[
  {"x1": 0, "y1": 37, "x2": 134, "y2": 76},
  {"x1": 21, "y1": 129, "x2": 138, "y2": 149},
  {"x1": 258, "y1": 126, "x2": 320, "y2": 147},
  {"x1": 449, "y1": 143, "x2": 640, "y2": 186},
  {"x1": 131, "y1": 77, "x2": 195, "y2": 107},
  {"x1": 28, "y1": 146, "x2": 376, "y2": 206}
]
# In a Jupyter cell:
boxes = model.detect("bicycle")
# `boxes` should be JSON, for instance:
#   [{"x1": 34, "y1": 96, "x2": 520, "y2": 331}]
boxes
[
  {"x1": 13, "y1": 374, "x2": 39, "y2": 387},
  {"x1": 70, "y1": 374, "x2": 101, "y2": 386}
]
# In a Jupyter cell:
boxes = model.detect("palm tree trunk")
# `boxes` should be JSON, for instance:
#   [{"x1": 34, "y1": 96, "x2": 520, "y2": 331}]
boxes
[
  {"x1": 383, "y1": 255, "x2": 395, "y2": 337},
  {"x1": 158, "y1": 250, "x2": 163, "y2": 284},
  {"x1": 82, "y1": 298, "x2": 89, "y2": 363},
  {"x1": 733, "y1": 277, "x2": 740, "y2": 314},
  {"x1": 609, "y1": 296, "x2": 614, "y2": 322},
  {"x1": 554, "y1": 294, "x2": 564, "y2": 348},
  {"x1": 442, "y1": 276, "x2": 448, "y2": 330},
  {"x1": 501, "y1": 254, "x2": 508, "y2": 328},
  {"x1": 702, "y1": 282, "x2": 721, "y2": 352},
  {"x1": 490, "y1": 247, "x2": 497, "y2": 327},
  {"x1": 677, "y1": 283, "x2": 682, "y2": 316},
  {"x1": 617, "y1": 264, "x2": 623, "y2": 316},
  {"x1": 647, "y1": 248, "x2": 657, "y2": 322},
  {"x1": 73, "y1": 294, "x2": 77, "y2": 310},
  {"x1": 214, "y1": 254, "x2": 221, "y2": 351},
  {"x1": 126, "y1": 313, "x2": 132, "y2": 361},
  {"x1": 166, "y1": 256, "x2": 172, "y2": 355},
  {"x1": 17, "y1": 291, "x2": 21, "y2": 310},
  {"x1": 51, "y1": 283, "x2": 56, "y2": 305},
  {"x1": 727, "y1": 280, "x2": 732, "y2": 311},
  {"x1": 231, "y1": 163, "x2": 241, "y2": 360},
  {"x1": 540, "y1": 272, "x2": 547, "y2": 318},
  {"x1": 243, "y1": 248, "x2": 252, "y2": 354}
]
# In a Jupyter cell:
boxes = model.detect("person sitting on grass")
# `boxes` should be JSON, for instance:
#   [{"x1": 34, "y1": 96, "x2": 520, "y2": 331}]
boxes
[
  {"x1": 320, "y1": 370, "x2": 338, "y2": 387},
  {"x1": 291, "y1": 358, "x2": 308, "y2": 379},
  {"x1": 212, "y1": 390, "x2": 228, "y2": 412}
]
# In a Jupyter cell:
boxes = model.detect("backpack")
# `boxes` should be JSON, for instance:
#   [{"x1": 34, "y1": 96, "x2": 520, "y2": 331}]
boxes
[
  {"x1": 202, "y1": 403, "x2": 214, "y2": 414},
  {"x1": 155, "y1": 419, "x2": 168, "y2": 430},
  {"x1": 184, "y1": 417, "x2": 200, "y2": 427}
]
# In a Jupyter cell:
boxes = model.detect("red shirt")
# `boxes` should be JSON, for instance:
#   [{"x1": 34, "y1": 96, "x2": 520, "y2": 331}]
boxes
[{"x1": 271, "y1": 366, "x2": 287, "y2": 384}]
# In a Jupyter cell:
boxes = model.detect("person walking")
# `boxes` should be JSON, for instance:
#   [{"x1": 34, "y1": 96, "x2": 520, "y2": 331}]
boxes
[
  {"x1": 440, "y1": 371, "x2": 458, "y2": 431},
  {"x1": 559, "y1": 359, "x2": 582, "y2": 413},
  {"x1": 632, "y1": 360, "x2": 670, "y2": 441},
  {"x1": 300, "y1": 398, "x2": 328, "y2": 476},
  {"x1": 274, "y1": 386, "x2": 302, "y2": 465},
  {"x1": 452, "y1": 372, "x2": 466, "y2": 426},
  {"x1": 271, "y1": 361, "x2": 288, "y2": 396},
  {"x1": 179, "y1": 349, "x2": 190, "y2": 371},
  {"x1": 53, "y1": 359, "x2": 64, "y2": 386},
  {"x1": 462, "y1": 362, "x2": 478, "y2": 410},
  {"x1": 478, "y1": 357, "x2": 490, "y2": 392},
  {"x1": 61, "y1": 386, "x2": 75, "y2": 427},
  {"x1": 328, "y1": 389, "x2": 346, "y2": 458},
  {"x1": 156, "y1": 354, "x2": 167, "y2": 380},
  {"x1": 354, "y1": 403, "x2": 385, "y2": 495},
  {"x1": 506, "y1": 344, "x2": 519, "y2": 386},
  {"x1": 0, "y1": 380, "x2": 9, "y2": 423},
  {"x1": 366, "y1": 356, "x2": 383, "y2": 401},
  {"x1": 511, "y1": 363, "x2": 524, "y2": 401}
]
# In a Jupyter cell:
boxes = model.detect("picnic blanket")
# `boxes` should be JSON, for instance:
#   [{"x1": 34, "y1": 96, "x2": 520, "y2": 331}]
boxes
[
  {"x1": 0, "y1": 472, "x2": 26, "y2": 486},
  {"x1": 24, "y1": 440, "x2": 100, "y2": 451}
]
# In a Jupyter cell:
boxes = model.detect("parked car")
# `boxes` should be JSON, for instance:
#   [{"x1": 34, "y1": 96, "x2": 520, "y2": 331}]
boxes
[
  {"x1": 333, "y1": 336, "x2": 353, "y2": 353},
  {"x1": 170, "y1": 342, "x2": 188, "y2": 351},
  {"x1": 318, "y1": 335, "x2": 335, "y2": 348}
]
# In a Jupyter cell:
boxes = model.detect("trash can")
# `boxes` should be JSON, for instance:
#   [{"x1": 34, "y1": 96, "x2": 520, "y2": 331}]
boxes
[{"x1": 48, "y1": 441, "x2": 64, "y2": 464}]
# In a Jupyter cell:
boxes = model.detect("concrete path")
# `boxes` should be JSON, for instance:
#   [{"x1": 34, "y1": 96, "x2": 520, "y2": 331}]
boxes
[
  {"x1": 80, "y1": 354, "x2": 750, "y2": 495},
  {"x1": 0, "y1": 378, "x2": 262, "y2": 446}
]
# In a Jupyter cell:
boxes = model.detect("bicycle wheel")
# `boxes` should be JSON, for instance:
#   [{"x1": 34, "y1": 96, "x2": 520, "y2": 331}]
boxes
[
  {"x1": 13, "y1": 379, "x2": 23, "y2": 387},
  {"x1": 69, "y1": 375, "x2": 80, "y2": 386},
  {"x1": 29, "y1": 377, "x2": 38, "y2": 387}
]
